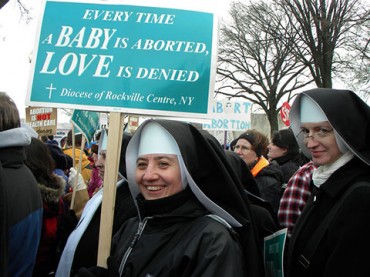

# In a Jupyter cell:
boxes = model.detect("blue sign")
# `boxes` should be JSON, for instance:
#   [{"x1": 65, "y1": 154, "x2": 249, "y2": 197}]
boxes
[
  {"x1": 71, "y1": 109, "x2": 100, "y2": 142},
  {"x1": 27, "y1": 0, "x2": 218, "y2": 117}
]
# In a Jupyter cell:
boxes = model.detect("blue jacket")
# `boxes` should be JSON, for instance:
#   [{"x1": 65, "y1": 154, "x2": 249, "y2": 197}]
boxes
[{"x1": 0, "y1": 128, "x2": 43, "y2": 276}]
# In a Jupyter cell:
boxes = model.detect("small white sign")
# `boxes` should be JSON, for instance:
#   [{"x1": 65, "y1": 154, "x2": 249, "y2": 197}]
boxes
[{"x1": 202, "y1": 100, "x2": 252, "y2": 131}]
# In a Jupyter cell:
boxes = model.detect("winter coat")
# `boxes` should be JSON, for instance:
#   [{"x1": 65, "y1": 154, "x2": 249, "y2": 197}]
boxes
[
  {"x1": 279, "y1": 160, "x2": 299, "y2": 185},
  {"x1": 255, "y1": 160, "x2": 283, "y2": 215},
  {"x1": 273, "y1": 152, "x2": 302, "y2": 185},
  {"x1": 33, "y1": 175, "x2": 66, "y2": 276},
  {"x1": 0, "y1": 128, "x2": 43, "y2": 276},
  {"x1": 111, "y1": 188, "x2": 246, "y2": 277},
  {"x1": 287, "y1": 157, "x2": 370, "y2": 277}
]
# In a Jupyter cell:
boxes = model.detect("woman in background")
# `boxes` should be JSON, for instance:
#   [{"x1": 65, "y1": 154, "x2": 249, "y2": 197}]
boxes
[
  {"x1": 25, "y1": 137, "x2": 66, "y2": 276},
  {"x1": 234, "y1": 129, "x2": 283, "y2": 214},
  {"x1": 268, "y1": 128, "x2": 307, "y2": 187}
]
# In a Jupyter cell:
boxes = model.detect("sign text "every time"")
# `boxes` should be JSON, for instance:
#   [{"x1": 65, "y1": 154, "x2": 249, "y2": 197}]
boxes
[{"x1": 82, "y1": 10, "x2": 176, "y2": 24}]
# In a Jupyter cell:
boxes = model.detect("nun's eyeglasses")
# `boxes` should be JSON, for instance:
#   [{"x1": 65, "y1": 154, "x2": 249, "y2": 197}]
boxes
[{"x1": 297, "y1": 128, "x2": 334, "y2": 141}]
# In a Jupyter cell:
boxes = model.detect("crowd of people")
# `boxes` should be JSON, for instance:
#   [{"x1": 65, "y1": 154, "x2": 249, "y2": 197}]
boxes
[{"x1": 1, "y1": 87, "x2": 370, "y2": 277}]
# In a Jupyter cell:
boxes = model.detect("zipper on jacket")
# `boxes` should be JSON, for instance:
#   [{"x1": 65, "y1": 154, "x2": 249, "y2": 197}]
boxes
[{"x1": 118, "y1": 217, "x2": 152, "y2": 275}]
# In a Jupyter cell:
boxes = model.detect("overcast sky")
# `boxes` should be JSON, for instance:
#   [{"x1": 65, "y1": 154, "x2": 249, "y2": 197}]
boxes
[
  {"x1": 0, "y1": 0, "x2": 232, "y2": 122},
  {"x1": 0, "y1": 0, "x2": 39, "y2": 119}
]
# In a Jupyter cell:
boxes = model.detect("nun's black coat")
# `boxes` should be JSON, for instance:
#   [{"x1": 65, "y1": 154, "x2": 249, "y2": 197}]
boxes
[
  {"x1": 287, "y1": 89, "x2": 370, "y2": 277},
  {"x1": 112, "y1": 188, "x2": 247, "y2": 276}
]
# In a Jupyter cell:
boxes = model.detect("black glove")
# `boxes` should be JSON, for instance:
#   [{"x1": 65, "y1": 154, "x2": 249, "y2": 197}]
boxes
[
  {"x1": 76, "y1": 266, "x2": 108, "y2": 277},
  {"x1": 107, "y1": 256, "x2": 120, "y2": 277},
  {"x1": 75, "y1": 257, "x2": 119, "y2": 277}
]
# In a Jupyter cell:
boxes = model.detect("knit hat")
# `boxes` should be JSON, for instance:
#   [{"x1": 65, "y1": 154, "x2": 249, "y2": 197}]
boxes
[
  {"x1": 46, "y1": 143, "x2": 73, "y2": 170},
  {"x1": 271, "y1": 128, "x2": 299, "y2": 153},
  {"x1": 236, "y1": 133, "x2": 263, "y2": 157}
]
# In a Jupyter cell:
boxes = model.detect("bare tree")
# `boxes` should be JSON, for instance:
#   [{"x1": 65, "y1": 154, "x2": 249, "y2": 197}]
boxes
[
  {"x1": 275, "y1": 0, "x2": 369, "y2": 89},
  {"x1": 0, "y1": 0, "x2": 32, "y2": 22},
  {"x1": 217, "y1": 1, "x2": 313, "y2": 134},
  {"x1": 337, "y1": 7, "x2": 370, "y2": 99},
  {"x1": 0, "y1": 0, "x2": 8, "y2": 9}
]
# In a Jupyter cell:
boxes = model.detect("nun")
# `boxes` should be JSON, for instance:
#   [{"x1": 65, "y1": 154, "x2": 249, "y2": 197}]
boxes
[
  {"x1": 85, "y1": 119, "x2": 264, "y2": 277},
  {"x1": 286, "y1": 88, "x2": 370, "y2": 277}
]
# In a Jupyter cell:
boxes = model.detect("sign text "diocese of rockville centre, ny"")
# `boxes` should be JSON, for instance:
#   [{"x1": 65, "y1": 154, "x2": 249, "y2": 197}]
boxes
[{"x1": 27, "y1": 0, "x2": 217, "y2": 117}]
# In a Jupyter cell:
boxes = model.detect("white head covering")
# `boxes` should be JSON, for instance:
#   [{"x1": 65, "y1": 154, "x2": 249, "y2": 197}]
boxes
[
  {"x1": 138, "y1": 122, "x2": 181, "y2": 156},
  {"x1": 300, "y1": 95, "x2": 328, "y2": 123},
  {"x1": 98, "y1": 129, "x2": 108, "y2": 155}
]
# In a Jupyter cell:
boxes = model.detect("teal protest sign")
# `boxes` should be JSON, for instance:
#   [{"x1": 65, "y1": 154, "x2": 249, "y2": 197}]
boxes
[
  {"x1": 71, "y1": 109, "x2": 100, "y2": 142},
  {"x1": 264, "y1": 228, "x2": 287, "y2": 277},
  {"x1": 26, "y1": 0, "x2": 218, "y2": 118}
]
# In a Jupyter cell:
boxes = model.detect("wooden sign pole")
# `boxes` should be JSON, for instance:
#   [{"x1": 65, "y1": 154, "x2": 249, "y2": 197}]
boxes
[{"x1": 97, "y1": 112, "x2": 124, "y2": 267}]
